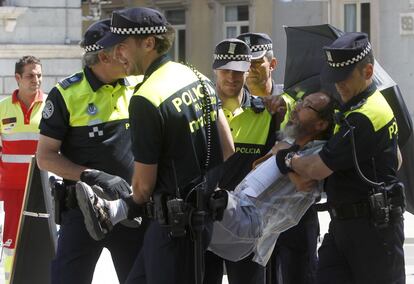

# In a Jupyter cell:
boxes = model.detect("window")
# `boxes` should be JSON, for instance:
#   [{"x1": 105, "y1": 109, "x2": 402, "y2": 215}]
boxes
[
  {"x1": 224, "y1": 5, "x2": 249, "y2": 38},
  {"x1": 344, "y1": 2, "x2": 371, "y2": 38},
  {"x1": 344, "y1": 4, "x2": 356, "y2": 32},
  {"x1": 165, "y1": 9, "x2": 186, "y2": 62}
]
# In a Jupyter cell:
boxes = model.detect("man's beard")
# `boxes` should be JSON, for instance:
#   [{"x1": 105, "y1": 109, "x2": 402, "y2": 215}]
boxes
[{"x1": 279, "y1": 122, "x2": 300, "y2": 142}]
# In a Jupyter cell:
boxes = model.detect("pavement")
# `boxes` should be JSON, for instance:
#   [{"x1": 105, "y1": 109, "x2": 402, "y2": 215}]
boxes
[{"x1": 91, "y1": 211, "x2": 414, "y2": 284}]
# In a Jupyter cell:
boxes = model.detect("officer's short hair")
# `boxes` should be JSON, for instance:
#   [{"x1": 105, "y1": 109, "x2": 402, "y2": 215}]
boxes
[
  {"x1": 82, "y1": 46, "x2": 114, "y2": 67},
  {"x1": 132, "y1": 24, "x2": 176, "y2": 55},
  {"x1": 15, "y1": 55, "x2": 41, "y2": 75},
  {"x1": 356, "y1": 51, "x2": 374, "y2": 73},
  {"x1": 263, "y1": 50, "x2": 274, "y2": 62}
]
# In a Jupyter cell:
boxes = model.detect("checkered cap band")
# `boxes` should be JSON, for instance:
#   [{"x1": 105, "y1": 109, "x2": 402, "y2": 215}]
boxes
[
  {"x1": 328, "y1": 43, "x2": 372, "y2": 68},
  {"x1": 250, "y1": 43, "x2": 273, "y2": 52},
  {"x1": 213, "y1": 54, "x2": 252, "y2": 61},
  {"x1": 110, "y1": 25, "x2": 167, "y2": 35},
  {"x1": 84, "y1": 44, "x2": 103, "y2": 53}
]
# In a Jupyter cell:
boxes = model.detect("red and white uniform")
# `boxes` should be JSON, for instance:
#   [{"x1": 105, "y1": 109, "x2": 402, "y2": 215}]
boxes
[{"x1": 0, "y1": 89, "x2": 45, "y2": 249}]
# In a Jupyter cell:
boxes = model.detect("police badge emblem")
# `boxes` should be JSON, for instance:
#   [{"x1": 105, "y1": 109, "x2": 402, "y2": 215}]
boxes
[{"x1": 87, "y1": 103, "x2": 98, "y2": 115}]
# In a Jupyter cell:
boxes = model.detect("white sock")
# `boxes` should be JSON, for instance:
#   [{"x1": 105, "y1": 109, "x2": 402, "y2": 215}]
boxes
[{"x1": 108, "y1": 199, "x2": 128, "y2": 225}]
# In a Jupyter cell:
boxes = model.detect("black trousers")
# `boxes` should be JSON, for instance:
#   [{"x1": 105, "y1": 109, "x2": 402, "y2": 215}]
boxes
[
  {"x1": 51, "y1": 208, "x2": 147, "y2": 284},
  {"x1": 203, "y1": 251, "x2": 266, "y2": 284},
  {"x1": 269, "y1": 206, "x2": 320, "y2": 284},
  {"x1": 126, "y1": 220, "x2": 213, "y2": 284},
  {"x1": 317, "y1": 217, "x2": 405, "y2": 284}
]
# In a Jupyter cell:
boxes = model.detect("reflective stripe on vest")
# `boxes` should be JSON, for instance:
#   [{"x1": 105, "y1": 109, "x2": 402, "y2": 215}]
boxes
[
  {"x1": 334, "y1": 90, "x2": 394, "y2": 134},
  {"x1": 1, "y1": 154, "x2": 33, "y2": 163},
  {"x1": 1, "y1": 132, "x2": 39, "y2": 141},
  {"x1": 0, "y1": 95, "x2": 43, "y2": 162}
]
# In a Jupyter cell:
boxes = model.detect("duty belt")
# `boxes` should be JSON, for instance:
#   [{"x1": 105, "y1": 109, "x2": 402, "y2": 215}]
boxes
[{"x1": 328, "y1": 202, "x2": 370, "y2": 220}]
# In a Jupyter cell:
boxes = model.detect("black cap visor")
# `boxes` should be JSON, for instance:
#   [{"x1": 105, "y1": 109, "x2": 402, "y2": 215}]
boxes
[
  {"x1": 213, "y1": 60, "x2": 250, "y2": 72},
  {"x1": 97, "y1": 32, "x2": 129, "y2": 49}
]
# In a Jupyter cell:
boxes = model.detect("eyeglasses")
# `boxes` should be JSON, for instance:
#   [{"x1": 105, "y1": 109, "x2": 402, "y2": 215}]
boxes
[{"x1": 296, "y1": 99, "x2": 321, "y2": 114}]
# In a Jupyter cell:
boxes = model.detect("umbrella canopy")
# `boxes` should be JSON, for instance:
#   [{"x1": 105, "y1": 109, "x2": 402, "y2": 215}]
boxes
[
  {"x1": 283, "y1": 24, "x2": 414, "y2": 213},
  {"x1": 283, "y1": 24, "x2": 343, "y2": 96}
]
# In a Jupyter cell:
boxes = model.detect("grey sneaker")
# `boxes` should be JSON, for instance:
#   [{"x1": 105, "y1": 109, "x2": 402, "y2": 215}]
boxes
[
  {"x1": 89, "y1": 185, "x2": 142, "y2": 228},
  {"x1": 76, "y1": 182, "x2": 113, "y2": 241}
]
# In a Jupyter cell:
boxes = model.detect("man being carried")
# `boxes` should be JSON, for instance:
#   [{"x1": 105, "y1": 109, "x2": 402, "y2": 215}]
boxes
[{"x1": 209, "y1": 90, "x2": 335, "y2": 266}]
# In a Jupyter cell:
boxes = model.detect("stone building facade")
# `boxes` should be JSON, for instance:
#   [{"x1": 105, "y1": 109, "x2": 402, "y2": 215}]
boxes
[{"x1": 0, "y1": 0, "x2": 82, "y2": 99}]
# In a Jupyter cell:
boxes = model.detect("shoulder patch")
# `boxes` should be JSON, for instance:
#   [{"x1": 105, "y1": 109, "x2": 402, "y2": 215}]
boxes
[
  {"x1": 58, "y1": 72, "x2": 83, "y2": 89},
  {"x1": 42, "y1": 100, "x2": 54, "y2": 119}
]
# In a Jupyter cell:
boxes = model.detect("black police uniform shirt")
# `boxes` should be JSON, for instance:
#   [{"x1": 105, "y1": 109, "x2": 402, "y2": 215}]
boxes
[
  {"x1": 219, "y1": 88, "x2": 277, "y2": 191},
  {"x1": 129, "y1": 54, "x2": 223, "y2": 196},
  {"x1": 39, "y1": 66, "x2": 138, "y2": 183},
  {"x1": 319, "y1": 83, "x2": 399, "y2": 205}
]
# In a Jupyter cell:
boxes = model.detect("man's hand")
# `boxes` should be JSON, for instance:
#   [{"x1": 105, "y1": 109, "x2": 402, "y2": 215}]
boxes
[
  {"x1": 288, "y1": 172, "x2": 317, "y2": 192},
  {"x1": 271, "y1": 141, "x2": 292, "y2": 155},
  {"x1": 80, "y1": 170, "x2": 131, "y2": 200},
  {"x1": 262, "y1": 95, "x2": 287, "y2": 115}
]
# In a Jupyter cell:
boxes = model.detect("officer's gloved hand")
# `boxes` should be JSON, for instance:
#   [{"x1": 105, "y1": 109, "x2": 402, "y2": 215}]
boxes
[
  {"x1": 80, "y1": 169, "x2": 132, "y2": 200},
  {"x1": 209, "y1": 189, "x2": 228, "y2": 221}
]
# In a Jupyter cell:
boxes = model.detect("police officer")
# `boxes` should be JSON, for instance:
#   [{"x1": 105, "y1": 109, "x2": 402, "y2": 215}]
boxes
[
  {"x1": 92, "y1": 7, "x2": 234, "y2": 284},
  {"x1": 276, "y1": 32, "x2": 405, "y2": 283},
  {"x1": 237, "y1": 32, "x2": 295, "y2": 128},
  {"x1": 238, "y1": 32, "x2": 319, "y2": 284},
  {"x1": 36, "y1": 19, "x2": 146, "y2": 284},
  {"x1": 204, "y1": 38, "x2": 275, "y2": 284}
]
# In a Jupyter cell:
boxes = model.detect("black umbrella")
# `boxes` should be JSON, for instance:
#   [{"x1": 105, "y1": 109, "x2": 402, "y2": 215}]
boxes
[
  {"x1": 283, "y1": 24, "x2": 414, "y2": 213},
  {"x1": 283, "y1": 24, "x2": 343, "y2": 96}
]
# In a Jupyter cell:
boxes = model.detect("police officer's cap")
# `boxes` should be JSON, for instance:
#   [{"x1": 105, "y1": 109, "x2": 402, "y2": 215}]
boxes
[
  {"x1": 237, "y1": 33, "x2": 273, "y2": 60},
  {"x1": 98, "y1": 7, "x2": 168, "y2": 49},
  {"x1": 80, "y1": 19, "x2": 111, "y2": 53},
  {"x1": 321, "y1": 32, "x2": 372, "y2": 83},
  {"x1": 213, "y1": 39, "x2": 252, "y2": 72}
]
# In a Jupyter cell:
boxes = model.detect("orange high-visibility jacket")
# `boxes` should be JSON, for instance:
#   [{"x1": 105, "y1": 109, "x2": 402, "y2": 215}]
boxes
[
  {"x1": 0, "y1": 89, "x2": 45, "y2": 248},
  {"x1": 0, "y1": 89, "x2": 45, "y2": 191}
]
